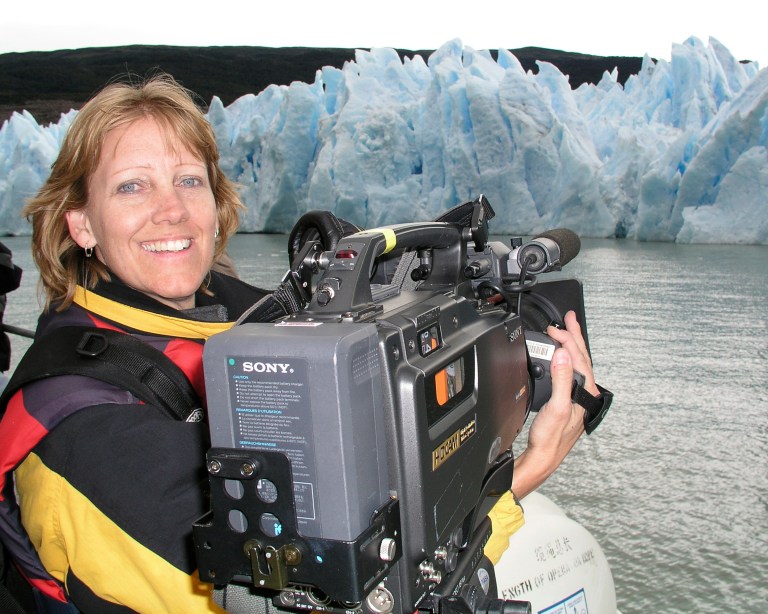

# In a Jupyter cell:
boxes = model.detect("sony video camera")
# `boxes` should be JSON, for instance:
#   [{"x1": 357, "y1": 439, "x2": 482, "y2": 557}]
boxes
[{"x1": 194, "y1": 196, "x2": 591, "y2": 613}]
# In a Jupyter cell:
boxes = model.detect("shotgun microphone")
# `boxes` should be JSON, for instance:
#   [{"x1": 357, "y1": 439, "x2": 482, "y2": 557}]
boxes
[{"x1": 516, "y1": 228, "x2": 581, "y2": 274}]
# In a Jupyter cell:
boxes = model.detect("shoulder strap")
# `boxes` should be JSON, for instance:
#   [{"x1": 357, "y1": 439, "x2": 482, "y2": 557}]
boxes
[
  {"x1": 0, "y1": 326, "x2": 203, "y2": 422},
  {"x1": 0, "y1": 545, "x2": 31, "y2": 614}
]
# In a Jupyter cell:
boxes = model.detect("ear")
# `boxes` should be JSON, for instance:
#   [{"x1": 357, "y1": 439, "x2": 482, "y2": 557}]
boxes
[{"x1": 66, "y1": 209, "x2": 96, "y2": 249}]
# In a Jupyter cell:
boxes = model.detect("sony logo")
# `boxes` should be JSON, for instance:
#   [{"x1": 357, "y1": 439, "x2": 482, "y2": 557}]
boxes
[
  {"x1": 507, "y1": 325, "x2": 523, "y2": 342},
  {"x1": 242, "y1": 361, "x2": 292, "y2": 374}
]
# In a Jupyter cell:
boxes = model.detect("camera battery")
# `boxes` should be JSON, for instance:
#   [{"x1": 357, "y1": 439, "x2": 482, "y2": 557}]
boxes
[{"x1": 203, "y1": 321, "x2": 390, "y2": 542}]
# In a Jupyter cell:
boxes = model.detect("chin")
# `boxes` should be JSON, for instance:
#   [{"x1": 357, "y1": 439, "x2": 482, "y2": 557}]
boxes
[{"x1": 152, "y1": 281, "x2": 202, "y2": 304}]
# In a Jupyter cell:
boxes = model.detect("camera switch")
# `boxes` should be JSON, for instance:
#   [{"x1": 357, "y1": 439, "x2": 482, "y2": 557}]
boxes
[{"x1": 379, "y1": 538, "x2": 397, "y2": 562}]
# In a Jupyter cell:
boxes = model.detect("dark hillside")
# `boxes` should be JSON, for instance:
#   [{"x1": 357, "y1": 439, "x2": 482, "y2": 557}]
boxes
[{"x1": 0, "y1": 45, "x2": 644, "y2": 124}]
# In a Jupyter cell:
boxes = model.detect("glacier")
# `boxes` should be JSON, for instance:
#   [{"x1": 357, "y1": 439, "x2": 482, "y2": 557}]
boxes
[{"x1": 0, "y1": 36, "x2": 766, "y2": 243}]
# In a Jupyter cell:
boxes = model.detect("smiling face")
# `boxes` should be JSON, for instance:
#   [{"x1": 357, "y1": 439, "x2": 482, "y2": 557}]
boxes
[{"x1": 66, "y1": 117, "x2": 218, "y2": 310}]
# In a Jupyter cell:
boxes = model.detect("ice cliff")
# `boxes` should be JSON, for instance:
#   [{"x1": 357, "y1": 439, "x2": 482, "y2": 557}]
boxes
[{"x1": 1, "y1": 36, "x2": 765, "y2": 243}]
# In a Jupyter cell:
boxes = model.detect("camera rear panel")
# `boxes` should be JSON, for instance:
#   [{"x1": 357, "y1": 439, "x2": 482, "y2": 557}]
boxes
[{"x1": 203, "y1": 321, "x2": 391, "y2": 544}]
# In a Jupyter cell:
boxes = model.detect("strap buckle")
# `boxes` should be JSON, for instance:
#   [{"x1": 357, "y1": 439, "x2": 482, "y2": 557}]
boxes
[{"x1": 75, "y1": 331, "x2": 109, "y2": 358}]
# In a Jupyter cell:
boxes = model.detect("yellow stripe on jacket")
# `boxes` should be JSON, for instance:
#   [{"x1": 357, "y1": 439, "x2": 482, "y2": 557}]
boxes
[
  {"x1": 73, "y1": 286, "x2": 234, "y2": 340},
  {"x1": 15, "y1": 452, "x2": 225, "y2": 614}
]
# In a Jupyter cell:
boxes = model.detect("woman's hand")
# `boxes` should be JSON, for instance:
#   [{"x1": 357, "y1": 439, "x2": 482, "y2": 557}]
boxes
[{"x1": 511, "y1": 311, "x2": 598, "y2": 499}]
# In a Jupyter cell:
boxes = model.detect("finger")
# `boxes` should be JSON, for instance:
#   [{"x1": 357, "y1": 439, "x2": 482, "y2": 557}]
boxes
[
  {"x1": 550, "y1": 349, "x2": 589, "y2": 434},
  {"x1": 547, "y1": 322, "x2": 596, "y2": 392},
  {"x1": 563, "y1": 311, "x2": 590, "y2": 361},
  {"x1": 546, "y1": 323, "x2": 585, "y2": 362},
  {"x1": 549, "y1": 347, "x2": 575, "y2": 409},
  {"x1": 548, "y1": 314, "x2": 591, "y2": 369}
]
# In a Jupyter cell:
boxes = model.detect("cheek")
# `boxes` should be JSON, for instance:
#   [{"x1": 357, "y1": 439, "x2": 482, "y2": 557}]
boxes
[
  {"x1": 91, "y1": 209, "x2": 142, "y2": 249},
  {"x1": 205, "y1": 194, "x2": 218, "y2": 222}
]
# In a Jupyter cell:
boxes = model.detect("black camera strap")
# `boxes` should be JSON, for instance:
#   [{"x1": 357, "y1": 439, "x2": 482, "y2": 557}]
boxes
[
  {"x1": 235, "y1": 276, "x2": 309, "y2": 324},
  {"x1": 572, "y1": 382, "x2": 614, "y2": 434}
]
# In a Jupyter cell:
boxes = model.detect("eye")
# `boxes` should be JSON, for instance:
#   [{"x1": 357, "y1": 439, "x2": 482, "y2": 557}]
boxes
[
  {"x1": 117, "y1": 181, "x2": 140, "y2": 194},
  {"x1": 179, "y1": 176, "x2": 203, "y2": 188}
]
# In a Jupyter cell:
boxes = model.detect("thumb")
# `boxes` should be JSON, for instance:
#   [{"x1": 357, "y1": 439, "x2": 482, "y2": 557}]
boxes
[{"x1": 549, "y1": 347, "x2": 574, "y2": 407}]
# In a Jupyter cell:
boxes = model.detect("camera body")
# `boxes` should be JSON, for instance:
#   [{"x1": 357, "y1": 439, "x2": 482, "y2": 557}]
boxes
[{"x1": 194, "y1": 198, "x2": 588, "y2": 613}]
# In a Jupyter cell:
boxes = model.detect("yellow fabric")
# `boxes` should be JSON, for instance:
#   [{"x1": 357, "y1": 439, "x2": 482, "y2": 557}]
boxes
[
  {"x1": 485, "y1": 491, "x2": 526, "y2": 565},
  {"x1": 15, "y1": 453, "x2": 225, "y2": 614},
  {"x1": 73, "y1": 286, "x2": 234, "y2": 340}
]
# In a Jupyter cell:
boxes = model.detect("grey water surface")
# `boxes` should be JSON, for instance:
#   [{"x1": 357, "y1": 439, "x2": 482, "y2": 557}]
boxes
[{"x1": 3, "y1": 235, "x2": 766, "y2": 613}]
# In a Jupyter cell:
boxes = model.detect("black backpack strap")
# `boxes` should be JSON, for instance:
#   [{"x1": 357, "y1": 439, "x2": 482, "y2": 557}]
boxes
[
  {"x1": 0, "y1": 580, "x2": 27, "y2": 614},
  {"x1": 0, "y1": 544, "x2": 32, "y2": 614},
  {"x1": 0, "y1": 326, "x2": 203, "y2": 422}
]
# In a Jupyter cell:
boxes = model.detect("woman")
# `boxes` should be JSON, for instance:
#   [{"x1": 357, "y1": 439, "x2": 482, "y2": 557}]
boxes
[
  {"x1": 0, "y1": 74, "x2": 270, "y2": 613},
  {"x1": 0, "y1": 74, "x2": 604, "y2": 613}
]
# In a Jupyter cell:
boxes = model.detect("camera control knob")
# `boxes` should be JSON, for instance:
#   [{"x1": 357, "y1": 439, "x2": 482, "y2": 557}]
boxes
[
  {"x1": 379, "y1": 538, "x2": 397, "y2": 562},
  {"x1": 316, "y1": 285, "x2": 335, "y2": 306},
  {"x1": 410, "y1": 264, "x2": 431, "y2": 281},
  {"x1": 434, "y1": 546, "x2": 458, "y2": 573},
  {"x1": 418, "y1": 560, "x2": 442, "y2": 584}
]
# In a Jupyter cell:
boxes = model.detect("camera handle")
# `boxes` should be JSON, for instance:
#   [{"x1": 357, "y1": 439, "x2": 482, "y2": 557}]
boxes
[
  {"x1": 285, "y1": 196, "x2": 495, "y2": 320},
  {"x1": 302, "y1": 223, "x2": 467, "y2": 319}
]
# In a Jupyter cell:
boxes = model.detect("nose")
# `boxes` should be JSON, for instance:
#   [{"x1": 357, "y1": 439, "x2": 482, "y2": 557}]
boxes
[{"x1": 151, "y1": 186, "x2": 189, "y2": 224}]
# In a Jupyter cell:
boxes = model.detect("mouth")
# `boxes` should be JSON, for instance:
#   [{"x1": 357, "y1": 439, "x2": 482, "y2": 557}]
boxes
[{"x1": 141, "y1": 239, "x2": 192, "y2": 253}]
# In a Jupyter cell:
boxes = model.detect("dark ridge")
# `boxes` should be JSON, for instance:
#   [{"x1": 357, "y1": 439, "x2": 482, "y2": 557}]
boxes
[{"x1": 0, "y1": 45, "x2": 644, "y2": 124}]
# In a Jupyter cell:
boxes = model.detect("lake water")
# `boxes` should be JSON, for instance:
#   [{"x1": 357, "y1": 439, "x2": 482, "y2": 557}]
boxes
[{"x1": 2, "y1": 234, "x2": 766, "y2": 613}]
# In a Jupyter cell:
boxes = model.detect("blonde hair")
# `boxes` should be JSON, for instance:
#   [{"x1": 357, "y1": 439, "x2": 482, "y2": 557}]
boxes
[{"x1": 23, "y1": 73, "x2": 243, "y2": 310}]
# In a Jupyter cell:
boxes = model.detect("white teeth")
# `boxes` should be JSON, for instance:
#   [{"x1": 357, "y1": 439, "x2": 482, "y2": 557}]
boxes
[{"x1": 142, "y1": 239, "x2": 191, "y2": 253}]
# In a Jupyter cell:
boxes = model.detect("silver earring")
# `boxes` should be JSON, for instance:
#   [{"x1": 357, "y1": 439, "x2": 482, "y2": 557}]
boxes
[
  {"x1": 214, "y1": 228, "x2": 220, "y2": 238},
  {"x1": 84, "y1": 244, "x2": 93, "y2": 258}
]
